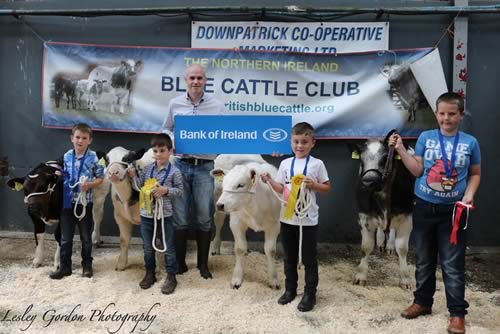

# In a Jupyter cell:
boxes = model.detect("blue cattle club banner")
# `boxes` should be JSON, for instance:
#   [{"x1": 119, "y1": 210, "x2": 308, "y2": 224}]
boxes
[
  {"x1": 174, "y1": 115, "x2": 292, "y2": 154},
  {"x1": 42, "y1": 42, "x2": 442, "y2": 138}
]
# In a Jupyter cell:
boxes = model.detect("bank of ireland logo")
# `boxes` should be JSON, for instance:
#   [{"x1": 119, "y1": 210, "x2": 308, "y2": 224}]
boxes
[{"x1": 263, "y1": 128, "x2": 288, "y2": 142}]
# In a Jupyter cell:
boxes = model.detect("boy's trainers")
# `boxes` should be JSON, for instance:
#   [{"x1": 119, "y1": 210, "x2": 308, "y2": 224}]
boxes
[
  {"x1": 277, "y1": 290, "x2": 297, "y2": 305},
  {"x1": 139, "y1": 271, "x2": 157, "y2": 289},
  {"x1": 161, "y1": 273, "x2": 177, "y2": 295},
  {"x1": 49, "y1": 269, "x2": 72, "y2": 280},
  {"x1": 82, "y1": 267, "x2": 93, "y2": 278},
  {"x1": 297, "y1": 293, "x2": 316, "y2": 312}
]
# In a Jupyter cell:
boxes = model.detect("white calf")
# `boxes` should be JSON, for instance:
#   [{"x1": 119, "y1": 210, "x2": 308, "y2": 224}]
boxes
[
  {"x1": 210, "y1": 154, "x2": 267, "y2": 255},
  {"x1": 105, "y1": 146, "x2": 153, "y2": 270},
  {"x1": 213, "y1": 162, "x2": 281, "y2": 289},
  {"x1": 91, "y1": 177, "x2": 111, "y2": 247}
]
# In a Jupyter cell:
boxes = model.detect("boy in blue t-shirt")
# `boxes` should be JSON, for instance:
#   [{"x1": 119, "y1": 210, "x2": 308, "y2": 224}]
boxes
[
  {"x1": 50, "y1": 123, "x2": 104, "y2": 280},
  {"x1": 389, "y1": 92, "x2": 481, "y2": 334}
]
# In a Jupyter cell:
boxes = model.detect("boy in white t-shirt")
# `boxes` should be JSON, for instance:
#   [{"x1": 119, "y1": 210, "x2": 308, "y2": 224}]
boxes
[{"x1": 261, "y1": 122, "x2": 331, "y2": 312}]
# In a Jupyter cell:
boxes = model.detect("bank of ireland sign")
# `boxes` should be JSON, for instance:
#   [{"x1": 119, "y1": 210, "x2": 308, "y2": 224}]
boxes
[{"x1": 174, "y1": 115, "x2": 292, "y2": 154}]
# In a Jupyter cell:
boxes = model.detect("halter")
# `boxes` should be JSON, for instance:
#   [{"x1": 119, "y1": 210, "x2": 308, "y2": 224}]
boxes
[
  {"x1": 222, "y1": 186, "x2": 256, "y2": 194},
  {"x1": 23, "y1": 163, "x2": 62, "y2": 203},
  {"x1": 23, "y1": 163, "x2": 62, "y2": 225},
  {"x1": 24, "y1": 183, "x2": 57, "y2": 203},
  {"x1": 106, "y1": 161, "x2": 130, "y2": 182}
]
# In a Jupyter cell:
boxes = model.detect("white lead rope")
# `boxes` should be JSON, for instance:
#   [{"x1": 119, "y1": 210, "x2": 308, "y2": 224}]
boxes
[
  {"x1": 69, "y1": 176, "x2": 88, "y2": 221},
  {"x1": 24, "y1": 183, "x2": 57, "y2": 203},
  {"x1": 152, "y1": 196, "x2": 168, "y2": 253},
  {"x1": 266, "y1": 180, "x2": 312, "y2": 268}
]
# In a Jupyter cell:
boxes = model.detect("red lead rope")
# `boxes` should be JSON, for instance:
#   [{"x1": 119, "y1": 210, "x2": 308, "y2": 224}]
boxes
[{"x1": 450, "y1": 201, "x2": 475, "y2": 245}]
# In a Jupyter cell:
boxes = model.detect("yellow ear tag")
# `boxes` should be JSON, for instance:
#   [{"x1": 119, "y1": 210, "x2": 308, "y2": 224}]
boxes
[
  {"x1": 14, "y1": 182, "x2": 24, "y2": 191},
  {"x1": 284, "y1": 174, "x2": 304, "y2": 220},
  {"x1": 98, "y1": 157, "x2": 106, "y2": 167},
  {"x1": 140, "y1": 178, "x2": 158, "y2": 215},
  {"x1": 351, "y1": 151, "x2": 360, "y2": 160},
  {"x1": 215, "y1": 175, "x2": 224, "y2": 182},
  {"x1": 395, "y1": 154, "x2": 401, "y2": 160}
]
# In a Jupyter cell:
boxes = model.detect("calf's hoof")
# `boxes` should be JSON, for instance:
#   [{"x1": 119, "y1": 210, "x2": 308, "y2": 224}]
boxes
[
  {"x1": 231, "y1": 277, "x2": 242, "y2": 289},
  {"x1": 115, "y1": 262, "x2": 127, "y2": 271},
  {"x1": 352, "y1": 274, "x2": 366, "y2": 286},
  {"x1": 268, "y1": 282, "x2": 281, "y2": 290},
  {"x1": 399, "y1": 278, "x2": 412, "y2": 290},
  {"x1": 353, "y1": 277, "x2": 367, "y2": 286}
]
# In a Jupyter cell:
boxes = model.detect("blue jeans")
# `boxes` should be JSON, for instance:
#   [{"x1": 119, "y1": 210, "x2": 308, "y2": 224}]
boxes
[
  {"x1": 59, "y1": 204, "x2": 93, "y2": 271},
  {"x1": 412, "y1": 197, "x2": 469, "y2": 318},
  {"x1": 141, "y1": 216, "x2": 177, "y2": 274},
  {"x1": 173, "y1": 158, "x2": 214, "y2": 232}
]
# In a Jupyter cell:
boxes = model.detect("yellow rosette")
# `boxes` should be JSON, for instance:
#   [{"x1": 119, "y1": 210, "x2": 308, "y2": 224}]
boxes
[
  {"x1": 284, "y1": 174, "x2": 304, "y2": 220},
  {"x1": 140, "y1": 178, "x2": 158, "y2": 215}
]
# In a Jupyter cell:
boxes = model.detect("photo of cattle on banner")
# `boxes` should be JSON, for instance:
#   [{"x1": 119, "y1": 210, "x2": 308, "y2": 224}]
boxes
[
  {"x1": 50, "y1": 59, "x2": 144, "y2": 114},
  {"x1": 381, "y1": 61, "x2": 432, "y2": 124}
]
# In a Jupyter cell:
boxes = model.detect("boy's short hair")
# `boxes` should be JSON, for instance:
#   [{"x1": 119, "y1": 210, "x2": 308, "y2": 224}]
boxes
[
  {"x1": 72, "y1": 123, "x2": 93, "y2": 138},
  {"x1": 151, "y1": 133, "x2": 173, "y2": 149},
  {"x1": 436, "y1": 92, "x2": 464, "y2": 113},
  {"x1": 292, "y1": 122, "x2": 315, "y2": 137}
]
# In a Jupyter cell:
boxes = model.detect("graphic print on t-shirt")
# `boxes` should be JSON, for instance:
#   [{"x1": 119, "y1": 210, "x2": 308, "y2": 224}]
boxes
[{"x1": 426, "y1": 159, "x2": 458, "y2": 192}]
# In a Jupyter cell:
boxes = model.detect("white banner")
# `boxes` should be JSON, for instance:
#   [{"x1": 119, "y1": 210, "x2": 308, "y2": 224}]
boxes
[
  {"x1": 42, "y1": 43, "x2": 442, "y2": 138},
  {"x1": 192, "y1": 21, "x2": 389, "y2": 54}
]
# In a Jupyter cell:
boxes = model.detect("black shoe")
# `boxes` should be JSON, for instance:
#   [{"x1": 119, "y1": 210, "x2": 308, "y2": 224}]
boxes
[
  {"x1": 161, "y1": 273, "x2": 178, "y2": 295},
  {"x1": 277, "y1": 290, "x2": 297, "y2": 305},
  {"x1": 82, "y1": 267, "x2": 93, "y2": 278},
  {"x1": 297, "y1": 293, "x2": 316, "y2": 312},
  {"x1": 196, "y1": 230, "x2": 213, "y2": 279},
  {"x1": 177, "y1": 262, "x2": 188, "y2": 275},
  {"x1": 49, "y1": 269, "x2": 72, "y2": 280},
  {"x1": 174, "y1": 229, "x2": 189, "y2": 275},
  {"x1": 139, "y1": 271, "x2": 157, "y2": 289}
]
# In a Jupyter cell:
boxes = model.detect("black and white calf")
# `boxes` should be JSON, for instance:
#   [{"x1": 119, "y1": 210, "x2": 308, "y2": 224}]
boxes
[
  {"x1": 7, "y1": 163, "x2": 63, "y2": 269},
  {"x1": 7, "y1": 159, "x2": 109, "y2": 269},
  {"x1": 351, "y1": 135, "x2": 415, "y2": 288}
]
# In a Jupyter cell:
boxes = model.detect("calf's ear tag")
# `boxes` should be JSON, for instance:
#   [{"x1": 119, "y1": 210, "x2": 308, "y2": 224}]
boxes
[
  {"x1": 14, "y1": 182, "x2": 24, "y2": 191},
  {"x1": 395, "y1": 154, "x2": 401, "y2": 160},
  {"x1": 351, "y1": 151, "x2": 360, "y2": 160},
  {"x1": 98, "y1": 157, "x2": 106, "y2": 167}
]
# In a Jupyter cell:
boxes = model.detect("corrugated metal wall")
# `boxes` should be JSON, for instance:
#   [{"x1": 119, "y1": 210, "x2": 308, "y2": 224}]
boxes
[{"x1": 1, "y1": 0, "x2": 498, "y2": 246}]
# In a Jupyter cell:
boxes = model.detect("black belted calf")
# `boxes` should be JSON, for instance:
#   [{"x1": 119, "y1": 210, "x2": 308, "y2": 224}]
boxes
[{"x1": 350, "y1": 132, "x2": 415, "y2": 288}]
